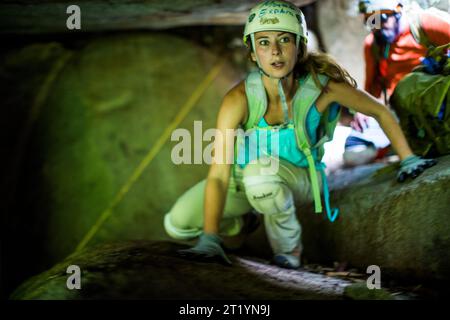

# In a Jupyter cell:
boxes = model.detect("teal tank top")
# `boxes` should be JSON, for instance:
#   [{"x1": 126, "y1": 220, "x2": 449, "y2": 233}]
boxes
[{"x1": 236, "y1": 104, "x2": 322, "y2": 168}]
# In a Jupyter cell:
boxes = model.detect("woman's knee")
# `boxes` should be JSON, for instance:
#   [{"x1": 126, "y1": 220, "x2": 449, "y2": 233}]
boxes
[
  {"x1": 243, "y1": 173, "x2": 294, "y2": 215},
  {"x1": 163, "y1": 180, "x2": 206, "y2": 240},
  {"x1": 164, "y1": 210, "x2": 202, "y2": 240},
  {"x1": 242, "y1": 158, "x2": 295, "y2": 215}
]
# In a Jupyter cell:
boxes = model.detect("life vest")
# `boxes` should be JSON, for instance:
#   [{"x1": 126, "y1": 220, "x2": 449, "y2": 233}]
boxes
[{"x1": 234, "y1": 70, "x2": 341, "y2": 222}]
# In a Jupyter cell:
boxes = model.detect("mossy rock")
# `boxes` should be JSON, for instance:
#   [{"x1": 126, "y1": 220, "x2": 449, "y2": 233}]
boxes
[{"x1": 3, "y1": 33, "x2": 241, "y2": 269}]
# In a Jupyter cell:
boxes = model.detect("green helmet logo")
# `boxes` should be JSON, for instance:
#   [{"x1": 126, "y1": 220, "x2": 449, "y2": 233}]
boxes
[
  {"x1": 248, "y1": 13, "x2": 256, "y2": 23},
  {"x1": 260, "y1": 17, "x2": 280, "y2": 25}
]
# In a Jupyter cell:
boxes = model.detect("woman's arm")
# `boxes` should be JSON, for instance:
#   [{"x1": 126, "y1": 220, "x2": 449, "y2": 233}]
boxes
[
  {"x1": 203, "y1": 86, "x2": 247, "y2": 234},
  {"x1": 177, "y1": 85, "x2": 247, "y2": 265},
  {"x1": 326, "y1": 80, "x2": 414, "y2": 161}
]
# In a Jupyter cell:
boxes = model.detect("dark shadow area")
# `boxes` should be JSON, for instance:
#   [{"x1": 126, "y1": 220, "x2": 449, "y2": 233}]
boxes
[{"x1": 0, "y1": 23, "x2": 251, "y2": 299}]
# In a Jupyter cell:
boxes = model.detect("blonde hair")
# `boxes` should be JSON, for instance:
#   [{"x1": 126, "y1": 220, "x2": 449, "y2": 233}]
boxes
[{"x1": 294, "y1": 42, "x2": 357, "y2": 89}]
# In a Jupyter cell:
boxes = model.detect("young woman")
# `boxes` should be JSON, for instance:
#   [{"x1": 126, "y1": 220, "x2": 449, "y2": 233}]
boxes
[{"x1": 164, "y1": 0, "x2": 436, "y2": 269}]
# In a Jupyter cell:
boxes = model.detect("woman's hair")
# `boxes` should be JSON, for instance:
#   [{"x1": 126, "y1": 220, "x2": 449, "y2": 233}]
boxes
[
  {"x1": 294, "y1": 42, "x2": 357, "y2": 89},
  {"x1": 246, "y1": 38, "x2": 357, "y2": 89}
]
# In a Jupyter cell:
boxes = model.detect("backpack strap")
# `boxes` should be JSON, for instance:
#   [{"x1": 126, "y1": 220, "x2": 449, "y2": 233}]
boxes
[
  {"x1": 232, "y1": 71, "x2": 266, "y2": 191},
  {"x1": 240, "y1": 71, "x2": 340, "y2": 222},
  {"x1": 410, "y1": 7, "x2": 450, "y2": 49},
  {"x1": 315, "y1": 102, "x2": 341, "y2": 148},
  {"x1": 293, "y1": 74, "x2": 328, "y2": 148},
  {"x1": 371, "y1": 39, "x2": 391, "y2": 104},
  {"x1": 293, "y1": 73, "x2": 329, "y2": 215},
  {"x1": 243, "y1": 71, "x2": 267, "y2": 130},
  {"x1": 409, "y1": 10, "x2": 433, "y2": 49}
]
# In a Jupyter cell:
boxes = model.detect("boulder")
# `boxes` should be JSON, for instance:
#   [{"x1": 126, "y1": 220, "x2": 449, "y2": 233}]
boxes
[
  {"x1": 2, "y1": 33, "x2": 241, "y2": 295},
  {"x1": 10, "y1": 240, "x2": 352, "y2": 300},
  {"x1": 0, "y1": 0, "x2": 316, "y2": 34},
  {"x1": 298, "y1": 155, "x2": 450, "y2": 283},
  {"x1": 241, "y1": 157, "x2": 450, "y2": 284}
]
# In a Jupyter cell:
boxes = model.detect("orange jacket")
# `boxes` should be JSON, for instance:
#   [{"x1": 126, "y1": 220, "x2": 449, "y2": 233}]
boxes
[{"x1": 364, "y1": 12, "x2": 450, "y2": 99}]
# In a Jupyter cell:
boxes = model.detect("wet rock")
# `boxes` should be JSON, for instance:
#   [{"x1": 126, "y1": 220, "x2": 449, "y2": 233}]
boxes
[
  {"x1": 2, "y1": 32, "x2": 242, "y2": 295},
  {"x1": 11, "y1": 240, "x2": 353, "y2": 300},
  {"x1": 0, "y1": 0, "x2": 316, "y2": 34},
  {"x1": 299, "y1": 155, "x2": 450, "y2": 283}
]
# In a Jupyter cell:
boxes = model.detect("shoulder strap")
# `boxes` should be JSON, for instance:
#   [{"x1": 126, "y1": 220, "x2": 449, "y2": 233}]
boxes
[
  {"x1": 371, "y1": 41, "x2": 381, "y2": 63},
  {"x1": 315, "y1": 102, "x2": 341, "y2": 150},
  {"x1": 408, "y1": 7, "x2": 450, "y2": 49},
  {"x1": 292, "y1": 73, "x2": 329, "y2": 214},
  {"x1": 409, "y1": 10, "x2": 433, "y2": 49},
  {"x1": 244, "y1": 71, "x2": 267, "y2": 131},
  {"x1": 293, "y1": 73, "x2": 329, "y2": 150}
]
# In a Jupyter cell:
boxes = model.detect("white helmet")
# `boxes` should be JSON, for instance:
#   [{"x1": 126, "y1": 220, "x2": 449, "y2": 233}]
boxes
[
  {"x1": 242, "y1": 1, "x2": 306, "y2": 125},
  {"x1": 243, "y1": 0, "x2": 308, "y2": 51},
  {"x1": 358, "y1": 0, "x2": 403, "y2": 14}
]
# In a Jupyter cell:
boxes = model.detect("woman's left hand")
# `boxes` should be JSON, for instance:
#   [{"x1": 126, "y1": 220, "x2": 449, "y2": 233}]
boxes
[
  {"x1": 325, "y1": 81, "x2": 437, "y2": 180},
  {"x1": 397, "y1": 155, "x2": 437, "y2": 182}
]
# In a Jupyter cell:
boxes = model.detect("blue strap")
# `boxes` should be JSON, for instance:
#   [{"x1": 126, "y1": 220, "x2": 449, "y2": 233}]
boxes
[{"x1": 317, "y1": 163, "x2": 339, "y2": 223}]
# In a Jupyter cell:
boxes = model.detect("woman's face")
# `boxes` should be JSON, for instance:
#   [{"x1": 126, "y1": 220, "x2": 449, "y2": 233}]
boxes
[{"x1": 251, "y1": 31, "x2": 298, "y2": 78}]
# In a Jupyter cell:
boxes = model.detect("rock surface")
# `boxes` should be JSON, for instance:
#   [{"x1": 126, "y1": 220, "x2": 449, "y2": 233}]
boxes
[
  {"x1": 1, "y1": 32, "x2": 243, "y2": 297},
  {"x1": 298, "y1": 155, "x2": 450, "y2": 283},
  {"x1": 0, "y1": 0, "x2": 315, "y2": 34},
  {"x1": 11, "y1": 240, "x2": 354, "y2": 300},
  {"x1": 240, "y1": 156, "x2": 450, "y2": 284},
  {"x1": 3, "y1": 0, "x2": 449, "y2": 300}
]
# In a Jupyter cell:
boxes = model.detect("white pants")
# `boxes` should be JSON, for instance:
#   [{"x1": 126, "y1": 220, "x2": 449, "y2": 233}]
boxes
[{"x1": 164, "y1": 157, "x2": 319, "y2": 255}]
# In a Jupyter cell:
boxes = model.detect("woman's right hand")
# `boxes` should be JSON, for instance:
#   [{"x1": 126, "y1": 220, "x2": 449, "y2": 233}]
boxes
[
  {"x1": 177, "y1": 233, "x2": 232, "y2": 265},
  {"x1": 180, "y1": 82, "x2": 246, "y2": 266},
  {"x1": 203, "y1": 83, "x2": 247, "y2": 235}
]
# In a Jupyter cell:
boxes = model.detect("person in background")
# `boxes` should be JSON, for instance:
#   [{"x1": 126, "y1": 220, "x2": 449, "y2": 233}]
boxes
[{"x1": 342, "y1": 0, "x2": 450, "y2": 166}]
